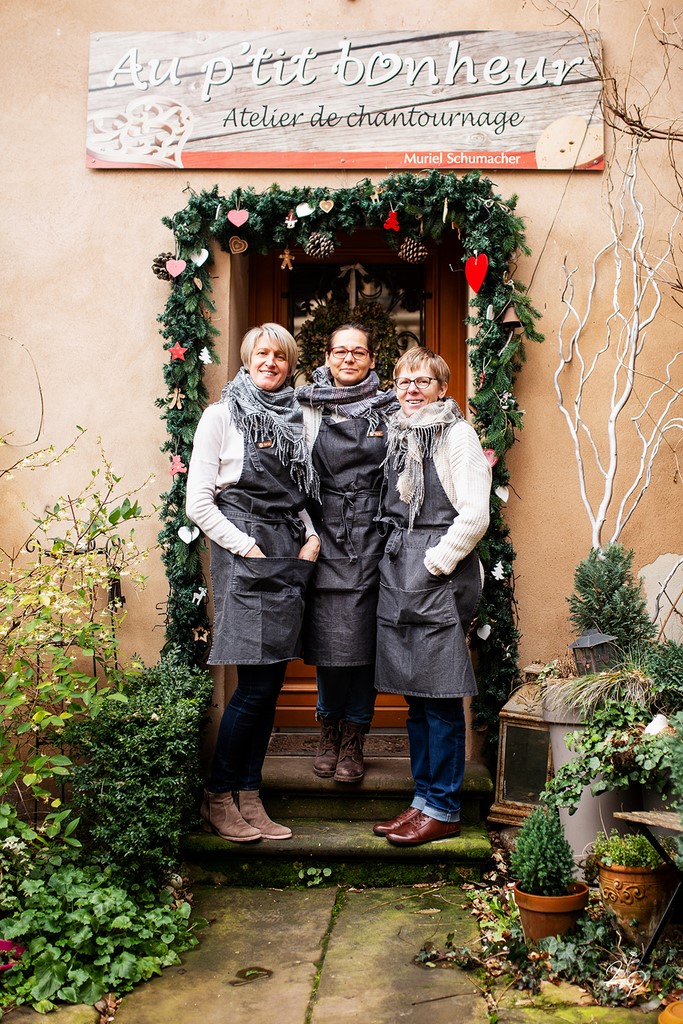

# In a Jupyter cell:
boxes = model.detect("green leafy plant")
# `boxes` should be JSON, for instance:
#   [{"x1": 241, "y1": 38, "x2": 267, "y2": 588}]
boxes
[
  {"x1": 66, "y1": 650, "x2": 213, "y2": 886},
  {"x1": 568, "y1": 543, "x2": 657, "y2": 650},
  {"x1": 510, "y1": 805, "x2": 575, "y2": 896},
  {"x1": 592, "y1": 829, "x2": 664, "y2": 869},
  {"x1": 0, "y1": 856, "x2": 200, "y2": 1015},
  {"x1": 0, "y1": 435, "x2": 149, "y2": 845},
  {"x1": 297, "y1": 865, "x2": 333, "y2": 887}
]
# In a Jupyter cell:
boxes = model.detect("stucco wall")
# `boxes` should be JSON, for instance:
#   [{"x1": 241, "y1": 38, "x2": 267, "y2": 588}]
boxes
[{"x1": 1, "y1": 0, "x2": 680, "y2": 679}]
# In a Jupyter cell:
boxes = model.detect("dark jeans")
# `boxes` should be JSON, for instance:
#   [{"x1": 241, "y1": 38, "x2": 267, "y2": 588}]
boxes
[
  {"x1": 208, "y1": 661, "x2": 288, "y2": 792},
  {"x1": 316, "y1": 664, "x2": 376, "y2": 726},
  {"x1": 405, "y1": 695, "x2": 465, "y2": 823}
]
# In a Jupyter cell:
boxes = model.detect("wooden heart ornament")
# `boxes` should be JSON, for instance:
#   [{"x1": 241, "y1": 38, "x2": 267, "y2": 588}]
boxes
[
  {"x1": 228, "y1": 209, "x2": 249, "y2": 228},
  {"x1": 229, "y1": 236, "x2": 248, "y2": 254},
  {"x1": 165, "y1": 258, "x2": 187, "y2": 278},
  {"x1": 465, "y1": 253, "x2": 488, "y2": 292},
  {"x1": 319, "y1": 199, "x2": 334, "y2": 213}
]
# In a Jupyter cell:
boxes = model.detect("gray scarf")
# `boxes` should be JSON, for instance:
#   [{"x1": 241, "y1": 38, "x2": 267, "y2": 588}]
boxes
[
  {"x1": 385, "y1": 397, "x2": 465, "y2": 528},
  {"x1": 220, "y1": 367, "x2": 319, "y2": 498},
  {"x1": 297, "y1": 367, "x2": 399, "y2": 433}
]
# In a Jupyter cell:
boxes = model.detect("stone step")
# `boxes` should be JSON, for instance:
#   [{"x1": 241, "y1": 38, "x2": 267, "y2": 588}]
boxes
[
  {"x1": 259, "y1": 755, "x2": 493, "y2": 825},
  {"x1": 182, "y1": 818, "x2": 492, "y2": 888}
]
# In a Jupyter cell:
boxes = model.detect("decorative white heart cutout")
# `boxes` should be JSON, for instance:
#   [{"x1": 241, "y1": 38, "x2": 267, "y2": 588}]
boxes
[
  {"x1": 495, "y1": 485, "x2": 509, "y2": 502},
  {"x1": 296, "y1": 202, "x2": 314, "y2": 218},
  {"x1": 191, "y1": 248, "x2": 209, "y2": 266},
  {"x1": 477, "y1": 623, "x2": 492, "y2": 640},
  {"x1": 486, "y1": 304, "x2": 494, "y2": 320},
  {"x1": 178, "y1": 526, "x2": 200, "y2": 544}
]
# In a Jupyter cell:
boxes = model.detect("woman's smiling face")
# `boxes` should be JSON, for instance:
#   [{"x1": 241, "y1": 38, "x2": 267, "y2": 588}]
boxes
[
  {"x1": 395, "y1": 362, "x2": 448, "y2": 415},
  {"x1": 249, "y1": 341, "x2": 290, "y2": 391}
]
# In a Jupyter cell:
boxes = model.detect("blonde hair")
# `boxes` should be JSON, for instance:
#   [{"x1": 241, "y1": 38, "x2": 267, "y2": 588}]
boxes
[
  {"x1": 393, "y1": 347, "x2": 450, "y2": 387},
  {"x1": 240, "y1": 323, "x2": 299, "y2": 375}
]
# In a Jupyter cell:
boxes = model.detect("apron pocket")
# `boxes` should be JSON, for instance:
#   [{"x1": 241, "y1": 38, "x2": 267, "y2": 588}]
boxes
[
  {"x1": 377, "y1": 580, "x2": 458, "y2": 626},
  {"x1": 231, "y1": 556, "x2": 315, "y2": 594},
  {"x1": 313, "y1": 556, "x2": 379, "y2": 593},
  {"x1": 228, "y1": 557, "x2": 316, "y2": 662}
]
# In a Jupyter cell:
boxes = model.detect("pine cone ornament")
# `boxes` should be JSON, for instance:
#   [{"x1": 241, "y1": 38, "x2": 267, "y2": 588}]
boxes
[
  {"x1": 304, "y1": 232, "x2": 336, "y2": 259},
  {"x1": 398, "y1": 237, "x2": 429, "y2": 264},
  {"x1": 152, "y1": 252, "x2": 174, "y2": 280}
]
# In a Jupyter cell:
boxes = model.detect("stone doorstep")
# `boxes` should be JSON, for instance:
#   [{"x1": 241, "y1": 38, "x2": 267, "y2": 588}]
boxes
[
  {"x1": 181, "y1": 818, "x2": 493, "y2": 888},
  {"x1": 259, "y1": 755, "x2": 493, "y2": 825}
]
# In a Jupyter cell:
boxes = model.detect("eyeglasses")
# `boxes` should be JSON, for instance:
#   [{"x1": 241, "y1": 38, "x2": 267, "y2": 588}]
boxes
[
  {"x1": 393, "y1": 376, "x2": 439, "y2": 391},
  {"x1": 328, "y1": 347, "x2": 371, "y2": 360}
]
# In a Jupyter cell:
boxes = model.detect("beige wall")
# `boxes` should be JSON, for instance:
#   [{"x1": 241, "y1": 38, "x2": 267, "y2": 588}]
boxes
[{"x1": 2, "y1": 0, "x2": 680, "y2": 676}]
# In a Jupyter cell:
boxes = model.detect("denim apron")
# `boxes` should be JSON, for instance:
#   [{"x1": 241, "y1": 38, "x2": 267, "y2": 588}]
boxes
[
  {"x1": 208, "y1": 434, "x2": 315, "y2": 666},
  {"x1": 375, "y1": 450, "x2": 482, "y2": 698},
  {"x1": 303, "y1": 416, "x2": 386, "y2": 666}
]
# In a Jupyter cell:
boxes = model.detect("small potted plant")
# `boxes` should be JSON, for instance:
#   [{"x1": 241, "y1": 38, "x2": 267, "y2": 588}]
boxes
[
  {"x1": 510, "y1": 804, "x2": 589, "y2": 942},
  {"x1": 588, "y1": 829, "x2": 677, "y2": 947}
]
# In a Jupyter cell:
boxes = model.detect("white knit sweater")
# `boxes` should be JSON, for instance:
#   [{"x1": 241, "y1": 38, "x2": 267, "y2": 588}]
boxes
[
  {"x1": 419, "y1": 419, "x2": 492, "y2": 576},
  {"x1": 185, "y1": 402, "x2": 316, "y2": 555}
]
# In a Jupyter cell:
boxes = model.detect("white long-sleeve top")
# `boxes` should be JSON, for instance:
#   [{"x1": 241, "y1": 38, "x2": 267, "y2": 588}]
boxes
[
  {"x1": 421, "y1": 420, "x2": 492, "y2": 576},
  {"x1": 185, "y1": 402, "x2": 317, "y2": 555}
]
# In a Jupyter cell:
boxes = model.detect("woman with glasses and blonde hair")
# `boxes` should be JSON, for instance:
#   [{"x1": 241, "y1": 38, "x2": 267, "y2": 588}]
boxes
[
  {"x1": 297, "y1": 323, "x2": 398, "y2": 783},
  {"x1": 186, "y1": 323, "x2": 320, "y2": 843},
  {"x1": 371, "y1": 346, "x2": 491, "y2": 846}
]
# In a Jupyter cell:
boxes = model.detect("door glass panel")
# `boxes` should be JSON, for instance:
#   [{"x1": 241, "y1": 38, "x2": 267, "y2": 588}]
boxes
[{"x1": 289, "y1": 260, "x2": 427, "y2": 361}]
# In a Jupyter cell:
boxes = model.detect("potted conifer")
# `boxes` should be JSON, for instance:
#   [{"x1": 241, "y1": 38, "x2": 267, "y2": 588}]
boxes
[{"x1": 510, "y1": 804, "x2": 590, "y2": 943}]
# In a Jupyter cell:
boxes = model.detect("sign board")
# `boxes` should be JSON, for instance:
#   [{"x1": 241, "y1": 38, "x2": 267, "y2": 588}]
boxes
[{"x1": 87, "y1": 31, "x2": 603, "y2": 171}]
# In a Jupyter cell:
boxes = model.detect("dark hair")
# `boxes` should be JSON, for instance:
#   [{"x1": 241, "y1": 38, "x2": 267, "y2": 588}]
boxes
[{"x1": 327, "y1": 322, "x2": 374, "y2": 354}]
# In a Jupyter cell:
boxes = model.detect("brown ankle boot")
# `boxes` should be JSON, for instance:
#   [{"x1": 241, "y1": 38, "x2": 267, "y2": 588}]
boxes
[
  {"x1": 313, "y1": 718, "x2": 342, "y2": 778},
  {"x1": 200, "y1": 790, "x2": 261, "y2": 842},
  {"x1": 334, "y1": 722, "x2": 367, "y2": 783},
  {"x1": 238, "y1": 790, "x2": 292, "y2": 840}
]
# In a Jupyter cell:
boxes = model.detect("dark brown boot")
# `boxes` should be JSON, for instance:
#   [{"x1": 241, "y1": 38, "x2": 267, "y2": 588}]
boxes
[
  {"x1": 334, "y1": 722, "x2": 367, "y2": 783},
  {"x1": 313, "y1": 718, "x2": 342, "y2": 778}
]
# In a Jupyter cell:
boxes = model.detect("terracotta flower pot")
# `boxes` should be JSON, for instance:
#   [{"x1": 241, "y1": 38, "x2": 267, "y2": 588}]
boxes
[
  {"x1": 659, "y1": 1001, "x2": 683, "y2": 1024},
  {"x1": 598, "y1": 861, "x2": 677, "y2": 947},
  {"x1": 0, "y1": 939, "x2": 25, "y2": 972},
  {"x1": 513, "y1": 881, "x2": 590, "y2": 943}
]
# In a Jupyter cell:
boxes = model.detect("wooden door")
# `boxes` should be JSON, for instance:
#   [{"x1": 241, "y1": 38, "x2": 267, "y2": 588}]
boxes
[{"x1": 249, "y1": 229, "x2": 467, "y2": 728}]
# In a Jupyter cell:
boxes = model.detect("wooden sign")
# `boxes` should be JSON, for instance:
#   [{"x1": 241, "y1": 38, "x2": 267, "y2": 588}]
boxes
[{"x1": 87, "y1": 31, "x2": 603, "y2": 171}]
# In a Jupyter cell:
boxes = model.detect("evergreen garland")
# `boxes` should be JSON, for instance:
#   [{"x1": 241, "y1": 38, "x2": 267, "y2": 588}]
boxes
[{"x1": 155, "y1": 170, "x2": 543, "y2": 748}]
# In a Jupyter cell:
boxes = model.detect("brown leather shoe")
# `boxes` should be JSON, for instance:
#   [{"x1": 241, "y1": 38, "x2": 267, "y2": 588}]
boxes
[
  {"x1": 313, "y1": 719, "x2": 342, "y2": 778},
  {"x1": 385, "y1": 812, "x2": 461, "y2": 846},
  {"x1": 334, "y1": 721, "x2": 367, "y2": 782},
  {"x1": 372, "y1": 807, "x2": 421, "y2": 836}
]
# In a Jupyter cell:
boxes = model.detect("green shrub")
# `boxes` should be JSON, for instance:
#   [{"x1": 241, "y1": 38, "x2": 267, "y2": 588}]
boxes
[
  {"x1": 510, "y1": 805, "x2": 576, "y2": 896},
  {"x1": 592, "y1": 829, "x2": 663, "y2": 869},
  {"x1": 66, "y1": 650, "x2": 213, "y2": 885},
  {"x1": 568, "y1": 544, "x2": 657, "y2": 650},
  {"x1": 644, "y1": 640, "x2": 683, "y2": 716}
]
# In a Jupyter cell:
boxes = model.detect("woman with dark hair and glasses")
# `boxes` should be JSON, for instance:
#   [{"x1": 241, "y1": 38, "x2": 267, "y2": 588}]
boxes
[
  {"x1": 297, "y1": 324, "x2": 398, "y2": 782},
  {"x1": 372, "y1": 346, "x2": 491, "y2": 846},
  {"x1": 186, "y1": 323, "x2": 320, "y2": 843}
]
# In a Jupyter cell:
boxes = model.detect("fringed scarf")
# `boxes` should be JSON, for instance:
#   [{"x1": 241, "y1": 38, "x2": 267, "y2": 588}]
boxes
[
  {"x1": 385, "y1": 397, "x2": 465, "y2": 529},
  {"x1": 220, "y1": 367, "x2": 319, "y2": 498},
  {"x1": 297, "y1": 367, "x2": 399, "y2": 433}
]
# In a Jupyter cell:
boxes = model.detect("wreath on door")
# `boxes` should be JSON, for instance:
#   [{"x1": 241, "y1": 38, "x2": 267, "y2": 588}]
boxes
[{"x1": 156, "y1": 169, "x2": 542, "y2": 748}]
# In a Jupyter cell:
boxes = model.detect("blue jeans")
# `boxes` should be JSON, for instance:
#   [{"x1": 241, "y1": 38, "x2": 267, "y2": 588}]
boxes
[
  {"x1": 316, "y1": 665, "x2": 376, "y2": 726},
  {"x1": 209, "y1": 661, "x2": 287, "y2": 792},
  {"x1": 405, "y1": 695, "x2": 465, "y2": 823}
]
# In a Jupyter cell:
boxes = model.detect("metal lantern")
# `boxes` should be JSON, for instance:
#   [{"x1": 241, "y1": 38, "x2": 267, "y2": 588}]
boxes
[
  {"x1": 568, "y1": 630, "x2": 617, "y2": 675},
  {"x1": 488, "y1": 683, "x2": 553, "y2": 827}
]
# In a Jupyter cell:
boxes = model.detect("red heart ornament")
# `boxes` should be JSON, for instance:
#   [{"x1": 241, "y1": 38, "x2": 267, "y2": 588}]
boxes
[
  {"x1": 228, "y1": 209, "x2": 249, "y2": 228},
  {"x1": 465, "y1": 254, "x2": 488, "y2": 292},
  {"x1": 165, "y1": 259, "x2": 187, "y2": 278}
]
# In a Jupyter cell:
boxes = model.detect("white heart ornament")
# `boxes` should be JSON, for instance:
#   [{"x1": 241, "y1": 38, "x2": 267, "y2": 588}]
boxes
[
  {"x1": 476, "y1": 623, "x2": 492, "y2": 640},
  {"x1": 495, "y1": 485, "x2": 509, "y2": 502},
  {"x1": 178, "y1": 526, "x2": 200, "y2": 544},
  {"x1": 295, "y1": 202, "x2": 314, "y2": 218},
  {"x1": 191, "y1": 248, "x2": 209, "y2": 266}
]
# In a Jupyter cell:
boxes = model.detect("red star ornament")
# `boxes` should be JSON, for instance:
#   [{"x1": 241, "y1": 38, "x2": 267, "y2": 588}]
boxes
[
  {"x1": 169, "y1": 342, "x2": 188, "y2": 361},
  {"x1": 169, "y1": 454, "x2": 188, "y2": 476}
]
